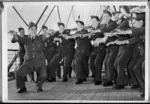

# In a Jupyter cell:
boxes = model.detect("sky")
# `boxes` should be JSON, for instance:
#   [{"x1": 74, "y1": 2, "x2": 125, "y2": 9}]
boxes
[
  {"x1": 4, "y1": 2, "x2": 120, "y2": 49},
  {"x1": 3, "y1": 1, "x2": 146, "y2": 49}
]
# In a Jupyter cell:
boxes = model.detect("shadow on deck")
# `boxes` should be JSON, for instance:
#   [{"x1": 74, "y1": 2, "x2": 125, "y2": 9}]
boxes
[{"x1": 8, "y1": 76, "x2": 144, "y2": 101}]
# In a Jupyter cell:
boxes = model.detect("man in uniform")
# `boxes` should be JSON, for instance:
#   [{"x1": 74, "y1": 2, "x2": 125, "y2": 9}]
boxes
[
  {"x1": 17, "y1": 27, "x2": 26, "y2": 67},
  {"x1": 41, "y1": 25, "x2": 57, "y2": 80},
  {"x1": 88, "y1": 10, "x2": 117, "y2": 85},
  {"x1": 70, "y1": 20, "x2": 92, "y2": 84},
  {"x1": 9, "y1": 22, "x2": 48, "y2": 93},
  {"x1": 48, "y1": 23, "x2": 74, "y2": 82},
  {"x1": 12, "y1": 27, "x2": 27, "y2": 81}
]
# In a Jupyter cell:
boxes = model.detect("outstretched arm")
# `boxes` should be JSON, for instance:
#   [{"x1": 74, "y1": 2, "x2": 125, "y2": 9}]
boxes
[
  {"x1": 8, "y1": 30, "x2": 26, "y2": 44},
  {"x1": 106, "y1": 37, "x2": 140, "y2": 46}
]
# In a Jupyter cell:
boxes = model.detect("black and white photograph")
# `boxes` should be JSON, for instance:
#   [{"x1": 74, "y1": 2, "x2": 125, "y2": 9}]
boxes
[{"x1": 0, "y1": 0, "x2": 150, "y2": 103}]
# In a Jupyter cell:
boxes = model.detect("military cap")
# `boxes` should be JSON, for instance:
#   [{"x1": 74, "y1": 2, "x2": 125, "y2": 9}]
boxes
[
  {"x1": 112, "y1": 11, "x2": 122, "y2": 16},
  {"x1": 103, "y1": 10, "x2": 112, "y2": 17},
  {"x1": 18, "y1": 27, "x2": 24, "y2": 32},
  {"x1": 42, "y1": 25, "x2": 48, "y2": 29},
  {"x1": 58, "y1": 22, "x2": 65, "y2": 27},
  {"x1": 28, "y1": 22, "x2": 37, "y2": 30},
  {"x1": 76, "y1": 20, "x2": 85, "y2": 25},
  {"x1": 132, "y1": 12, "x2": 145, "y2": 21},
  {"x1": 91, "y1": 15, "x2": 100, "y2": 21}
]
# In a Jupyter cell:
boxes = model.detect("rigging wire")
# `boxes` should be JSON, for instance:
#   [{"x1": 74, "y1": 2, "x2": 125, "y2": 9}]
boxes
[
  {"x1": 12, "y1": 6, "x2": 28, "y2": 26},
  {"x1": 38, "y1": 5, "x2": 56, "y2": 35},
  {"x1": 36, "y1": 5, "x2": 48, "y2": 25},
  {"x1": 113, "y1": 5, "x2": 117, "y2": 11},
  {"x1": 57, "y1": 5, "x2": 61, "y2": 22},
  {"x1": 86, "y1": 6, "x2": 92, "y2": 26},
  {"x1": 66, "y1": 6, "x2": 74, "y2": 29}
]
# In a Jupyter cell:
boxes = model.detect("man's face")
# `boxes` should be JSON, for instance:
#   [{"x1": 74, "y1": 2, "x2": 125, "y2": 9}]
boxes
[
  {"x1": 77, "y1": 23, "x2": 84, "y2": 31},
  {"x1": 58, "y1": 25, "x2": 65, "y2": 33},
  {"x1": 42, "y1": 28, "x2": 48, "y2": 35},
  {"x1": 129, "y1": 19, "x2": 133, "y2": 28},
  {"x1": 102, "y1": 13, "x2": 111, "y2": 24},
  {"x1": 29, "y1": 26, "x2": 37, "y2": 37},
  {"x1": 132, "y1": 19, "x2": 143, "y2": 28},
  {"x1": 113, "y1": 13, "x2": 120, "y2": 21},
  {"x1": 19, "y1": 29, "x2": 25, "y2": 36},
  {"x1": 91, "y1": 18, "x2": 99, "y2": 28}
]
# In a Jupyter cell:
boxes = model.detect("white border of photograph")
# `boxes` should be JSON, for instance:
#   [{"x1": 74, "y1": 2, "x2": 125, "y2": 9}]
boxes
[{"x1": 2, "y1": 0, "x2": 150, "y2": 103}]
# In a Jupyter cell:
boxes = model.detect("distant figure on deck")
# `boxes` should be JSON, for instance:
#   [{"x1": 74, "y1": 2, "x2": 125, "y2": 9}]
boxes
[
  {"x1": 72, "y1": 20, "x2": 92, "y2": 84},
  {"x1": 41, "y1": 25, "x2": 57, "y2": 81},
  {"x1": 11, "y1": 27, "x2": 27, "y2": 81},
  {"x1": 48, "y1": 22, "x2": 74, "y2": 82},
  {"x1": 9, "y1": 22, "x2": 51, "y2": 93}
]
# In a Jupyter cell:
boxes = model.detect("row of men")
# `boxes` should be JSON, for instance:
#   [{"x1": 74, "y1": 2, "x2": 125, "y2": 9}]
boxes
[{"x1": 9, "y1": 6, "x2": 145, "y2": 97}]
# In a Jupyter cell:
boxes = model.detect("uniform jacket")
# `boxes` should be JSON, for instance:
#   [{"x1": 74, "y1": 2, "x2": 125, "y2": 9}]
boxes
[
  {"x1": 54, "y1": 30, "x2": 75, "y2": 56},
  {"x1": 90, "y1": 20, "x2": 117, "y2": 53},
  {"x1": 11, "y1": 35, "x2": 26, "y2": 59},
  {"x1": 75, "y1": 29, "x2": 92, "y2": 56},
  {"x1": 128, "y1": 37, "x2": 145, "y2": 57},
  {"x1": 12, "y1": 35, "x2": 46, "y2": 69},
  {"x1": 41, "y1": 34, "x2": 57, "y2": 60},
  {"x1": 107, "y1": 19, "x2": 129, "y2": 52},
  {"x1": 130, "y1": 27, "x2": 145, "y2": 37}
]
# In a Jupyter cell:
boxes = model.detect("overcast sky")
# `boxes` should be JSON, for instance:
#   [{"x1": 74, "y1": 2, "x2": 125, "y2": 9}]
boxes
[{"x1": 4, "y1": 1, "x2": 146, "y2": 49}]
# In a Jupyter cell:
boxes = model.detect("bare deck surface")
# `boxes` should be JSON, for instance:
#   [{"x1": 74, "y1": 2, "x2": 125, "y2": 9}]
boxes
[{"x1": 8, "y1": 76, "x2": 144, "y2": 101}]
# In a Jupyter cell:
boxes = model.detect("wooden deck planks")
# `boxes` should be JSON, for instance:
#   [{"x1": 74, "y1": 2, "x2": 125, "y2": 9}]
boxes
[{"x1": 8, "y1": 77, "x2": 145, "y2": 101}]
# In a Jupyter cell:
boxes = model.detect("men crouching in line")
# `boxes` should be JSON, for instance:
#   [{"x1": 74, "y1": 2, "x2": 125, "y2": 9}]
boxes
[{"x1": 106, "y1": 12, "x2": 145, "y2": 97}]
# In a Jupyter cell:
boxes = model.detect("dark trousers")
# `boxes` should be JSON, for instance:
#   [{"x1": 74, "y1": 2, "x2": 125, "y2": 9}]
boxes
[
  {"x1": 114, "y1": 46, "x2": 134, "y2": 85},
  {"x1": 89, "y1": 48, "x2": 106, "y2": 81},
  {"x1": 84, "y1": 56, "x2": 90, "y2": 77},
  {"x1": 19, "y1": 57, "x2": 24, "y2": 66},
  {"x1": 128, "y1": 52, "x2": 141, "y2": 86},
  {"x1": 72, "y1": 51, "x2": 88, "y2": 80},
  {"x1": 105, "y1": 47, "x2": 118, "y2": 82},
  {"x1": 103, "y1": 50, "x2": 109, "y2": 78},
  {"x1": 19, "y1": 56, "x2": 28, "y2": 81},
  {"x1": 63, "y1": 55, "x2": 74, "y2": 79},
  {"x1": 68, "y1": 66, "x2": 73, "y2": 76},
  {"x1": 49, "y1": 52, "x2": 73, "y2": 79},
  {"x1": 89, "y1": 53, "x2": 96, "y2": 77},
  {"x1": 133, "y1": 56, "x2": 145, "y2": 90},
  {"x1": 47, "y1": 50, "x2": 56, "y2": 79},
  {"x1": 56, "y1": 65, "x2": 61, "y2": 77},
  {"x1": 16, "y1": 65, "x2": 47, "y2": 89}
]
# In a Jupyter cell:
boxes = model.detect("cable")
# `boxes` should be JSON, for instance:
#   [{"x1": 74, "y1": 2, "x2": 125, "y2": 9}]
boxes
[
  {"x1": 12, "y1": 6, "x2": 28, "y2": 26},
  {"x1": 36, "y1": 5, "x2": 48, "y2": 25},
  {"x1": 38, "y1": 5, "x2": 56, "y2": 35},
  {"x1": 66, "y1": 6, "x2": 73, "y2": 28}
]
